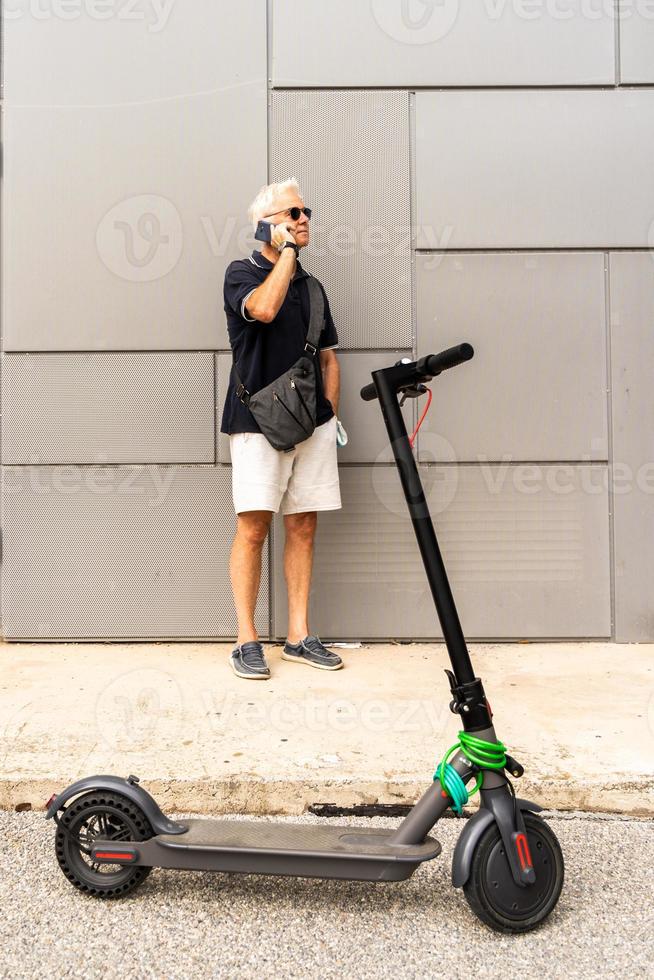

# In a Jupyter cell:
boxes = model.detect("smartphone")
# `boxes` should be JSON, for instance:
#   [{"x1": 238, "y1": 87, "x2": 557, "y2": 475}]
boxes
[{"x1": 255, "y1": 219, "x2": 274, "y2": 243}]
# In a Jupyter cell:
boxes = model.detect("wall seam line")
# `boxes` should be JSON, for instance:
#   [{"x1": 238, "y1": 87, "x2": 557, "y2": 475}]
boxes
[
  {"x1": 408, "y1": 89, "x2": 418, "y2": 439},
  {"x1": 614, "y1": 0, "x2": 622, "y2": 84},
  {"x1": 604, "y1": 251, "x2": 617, "y2": 642},
  {"x1": 1, "y1": 0, "x2": 5, "y2": 636},
  {"x1": 266, "y1": 0, "x2": 274, "y2": 640},
  {"x1": 270, "y1": 85, "x2": 643, "y2": 92}
]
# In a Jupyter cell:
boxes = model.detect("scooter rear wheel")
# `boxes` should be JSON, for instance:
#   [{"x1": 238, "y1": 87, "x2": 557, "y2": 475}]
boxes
[
  {"x1": 55, "y1": 791, "x2": 153, "y2": 899},
  {"x1": 463, "y1": 812, "x2": 564, "y2": 933}
]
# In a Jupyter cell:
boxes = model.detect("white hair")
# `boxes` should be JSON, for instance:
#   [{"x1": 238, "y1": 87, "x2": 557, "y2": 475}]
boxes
[{"x1": 247, "y1": 178, "x2": 303, "y2": 231}]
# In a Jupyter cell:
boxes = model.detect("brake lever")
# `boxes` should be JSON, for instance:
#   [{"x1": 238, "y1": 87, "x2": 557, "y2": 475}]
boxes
[{"x1": 399, "y1": 383, "x2": 428, "y2": 407}]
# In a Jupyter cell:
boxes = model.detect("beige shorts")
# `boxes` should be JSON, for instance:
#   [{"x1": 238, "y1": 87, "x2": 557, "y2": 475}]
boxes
[{"x1": 229, "y1": 416, "x2": 342, "y2": 515}]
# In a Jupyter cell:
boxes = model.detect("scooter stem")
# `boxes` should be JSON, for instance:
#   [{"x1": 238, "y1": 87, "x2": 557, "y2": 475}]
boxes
[{"x1": 372, "y1": 367, "x2": 475, "y2": 686}]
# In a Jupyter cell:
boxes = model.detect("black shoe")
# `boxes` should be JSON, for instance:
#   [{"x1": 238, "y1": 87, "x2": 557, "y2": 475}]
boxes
[
  {"x1": 230, "y1": 641, "x2": 270, "y2": 680},
  {"x1": 282, "y1": 635, "x2": 343, "y2": 671}
]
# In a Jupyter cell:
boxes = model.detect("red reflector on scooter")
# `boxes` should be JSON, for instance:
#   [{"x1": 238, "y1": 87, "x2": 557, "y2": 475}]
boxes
[
  {"x1": 515, "y1": 833, "x2": 533, "y2": 872},
  {"x1": 93, "y1": 851, "x2": 137, "y2": 862},
  {"x1": 45, "y1": 794, "x2": 57, "y2": 809}
]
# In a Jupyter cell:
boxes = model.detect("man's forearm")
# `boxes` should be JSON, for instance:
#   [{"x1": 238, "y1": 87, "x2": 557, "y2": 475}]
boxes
[
  {"x1": 322, "y1": 358, "x2": 340, "y2": 417},
  {"x1": 245, "y1": 248, "x2": 296, "y2": 323}
]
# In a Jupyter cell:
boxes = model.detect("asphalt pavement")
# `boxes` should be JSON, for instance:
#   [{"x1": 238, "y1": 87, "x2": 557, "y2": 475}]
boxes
[{"x1": 1, "y1": 809, "x2": 652, "y2": 979}]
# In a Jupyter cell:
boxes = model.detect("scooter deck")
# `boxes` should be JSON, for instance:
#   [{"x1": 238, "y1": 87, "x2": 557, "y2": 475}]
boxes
[{"x1": 98, "y1": 818, "x2": 442, "y2": 882}]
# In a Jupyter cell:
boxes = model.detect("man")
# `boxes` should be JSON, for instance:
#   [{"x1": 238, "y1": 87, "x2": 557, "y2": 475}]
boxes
[{"x1": 221, "y1": 179, "x2": 344, "y2": 680}]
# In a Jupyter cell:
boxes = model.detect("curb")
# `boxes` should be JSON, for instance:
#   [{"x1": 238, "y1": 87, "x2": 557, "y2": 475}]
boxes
[{"x1": 3, "y1": 773, "x2": 652, "y2": 818}]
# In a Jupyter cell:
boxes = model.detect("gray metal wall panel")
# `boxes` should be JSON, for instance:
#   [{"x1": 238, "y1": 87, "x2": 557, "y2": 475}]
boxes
[
  {"x1": 609, "y1": 252, "x2": 654, "y2": 641},
  {"x1": 1, "y1": 466, "x2": 267, "y2": 639},
  {"x1": 270, "y1": 91, "x2": 412, "y2": 349},
  {"x1": 415, "y1": 90, "x2": 654, "y2": 248},
  {"x1": 272, "y1": 465, "x2": 610, "y2": 640},
  {"x1": 2, "y1": 353, "x2": 215, "y2": 464},
  {"x1": 273, "y1": 0, "x2": 615, "y2": 87},
  {"x1": 3, "y1": 0, "x2": 261, "y2": 104},
  {"x1": 216, "y1": 353, "x2": 233, "y2": 465},
  {"x1": 619, "y1": 3, "x2": 654, "y2": 82},
  {"x1": 416, "y1": 252, "x2": 608, "y2": 462},
  {"x1": 2, "y1": 3, "x2": 266, "y2": 351}
]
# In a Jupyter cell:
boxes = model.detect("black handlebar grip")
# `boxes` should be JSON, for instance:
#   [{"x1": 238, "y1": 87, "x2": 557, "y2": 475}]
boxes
[
  {"x1": 422, "y1": 343, "x2": 474, "y2": 377},
  {"x1": 360, "y1": 382, "x2": 379, "y2": 401}
]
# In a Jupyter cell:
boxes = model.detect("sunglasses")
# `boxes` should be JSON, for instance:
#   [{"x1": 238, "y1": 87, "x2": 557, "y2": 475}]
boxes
[{"x1": 263, "y1": 206, "x2": 312, "y2": 222}]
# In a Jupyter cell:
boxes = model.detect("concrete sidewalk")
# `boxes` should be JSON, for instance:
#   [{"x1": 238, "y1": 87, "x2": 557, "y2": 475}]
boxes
[{"x1": 1, "y1": 640, "x2": 652, "y2": 815}]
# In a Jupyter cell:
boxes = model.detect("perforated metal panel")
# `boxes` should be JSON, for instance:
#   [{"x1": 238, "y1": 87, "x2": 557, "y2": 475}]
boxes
[
  {"x1": 1, "y1": 466, "x2": 268, "y2": 639},
  {"x1": 416, "y1": 252, "x2": 608, "y2": 462},
  {"x1": 271, "y1": 91, "x2": 412, "y2": 349},
  {"x1": 272, "y1": 465, "x2": 610, "y2": 640},
  {"x1": 609, "y1": 252, "x2": 654, "y2": 641},
  {"x1": 415, "y1": 90, "x2": 654, "y2": 248},
  {"x1": 2, "y1": 353, "x2": 215, "y2": 463}
]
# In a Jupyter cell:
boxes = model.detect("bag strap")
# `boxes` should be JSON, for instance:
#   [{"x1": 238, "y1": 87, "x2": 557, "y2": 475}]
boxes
[
  {"x1": 303, "y1": 275, "x2": 325, "y2": 355},
  {"x1": 233, "y1": 273, "x2": 325, "y2": 405}
]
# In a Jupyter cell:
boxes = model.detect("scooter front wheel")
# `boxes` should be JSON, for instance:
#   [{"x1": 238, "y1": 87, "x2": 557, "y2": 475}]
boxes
[
  {"x1": 54, "y1": 790, "x2": 153, "y2": 899},
  {"x1": 463, "y1": 812, "x2": 564, "y2": 933}
]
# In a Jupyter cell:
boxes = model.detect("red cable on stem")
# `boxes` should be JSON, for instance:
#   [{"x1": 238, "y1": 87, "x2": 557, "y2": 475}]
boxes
[{"x1": 408, "y1": 388, "x2": 433, "y2": 449}]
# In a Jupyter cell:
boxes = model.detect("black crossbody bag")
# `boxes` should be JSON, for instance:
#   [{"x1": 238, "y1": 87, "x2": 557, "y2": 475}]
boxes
[{"x1": 232, "y1": 276, "x2": 325, "y2": 452}]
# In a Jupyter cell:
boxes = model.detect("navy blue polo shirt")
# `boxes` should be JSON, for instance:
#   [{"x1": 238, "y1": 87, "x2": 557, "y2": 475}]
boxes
[{"x1": 220, "y1": 249, "x2": 339, "y2": 436}]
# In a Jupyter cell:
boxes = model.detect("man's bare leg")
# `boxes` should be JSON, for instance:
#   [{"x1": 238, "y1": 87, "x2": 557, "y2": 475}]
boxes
[
  {"x1": 230, "y1": 510, "x2": 272, "y2": 645},
  {"x1": 283, "y1": 511, "x2": 317, "y2": 644}
]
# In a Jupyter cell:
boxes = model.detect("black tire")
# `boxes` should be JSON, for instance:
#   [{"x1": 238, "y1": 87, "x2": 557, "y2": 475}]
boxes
[
  {"x1": 463, "y1": 812, "x2": 564, "y2": 933},
  {"x1": 55, "y1": 791, "x2": 153, "y2": 899}
]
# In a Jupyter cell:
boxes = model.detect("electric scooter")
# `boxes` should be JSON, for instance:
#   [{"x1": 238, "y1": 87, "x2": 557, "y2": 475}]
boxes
[{"x1": 46, "y1": 344, "x2": 564, "y2": 933}]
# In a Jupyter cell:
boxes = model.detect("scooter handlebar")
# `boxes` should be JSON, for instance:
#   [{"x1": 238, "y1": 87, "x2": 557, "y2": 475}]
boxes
[
  {"x1": 360, "y1": 343, "x2": 474, "y2": 401},
  {"x1": 418, "y1": 343, "x2": 474, "y2": 378},
  {"x1": 360, "y1": 382, "x2": 379, "y2": 401}
]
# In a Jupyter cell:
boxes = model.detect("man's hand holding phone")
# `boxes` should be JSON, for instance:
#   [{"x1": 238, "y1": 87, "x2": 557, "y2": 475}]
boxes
[
  {"x1": 270, "y1": 222, "x2": 297, "y2": 253},
  {"x1": 254, "y1": 218, "x2": 298, "y2": 253}
]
